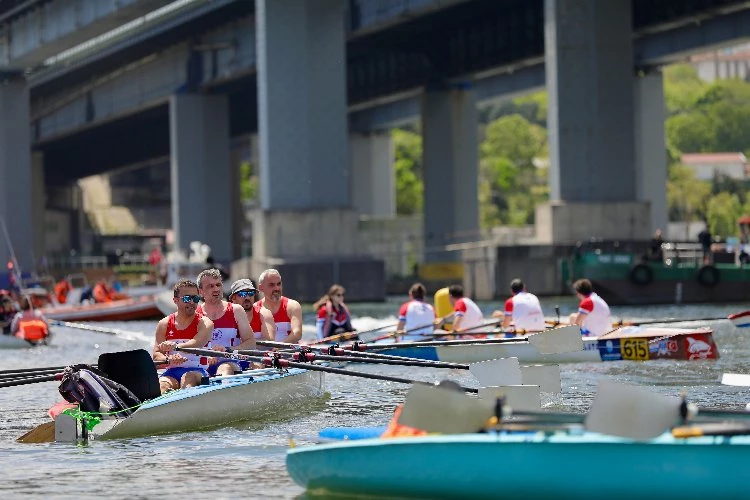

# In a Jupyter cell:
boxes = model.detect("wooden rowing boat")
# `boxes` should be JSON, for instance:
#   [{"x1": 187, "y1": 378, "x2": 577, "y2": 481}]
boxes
[
  {"x1": 287, "y1": 431, "x2": 750, "y2": 499},
  {"x1": 372, "y1": 326, "x2": 718, "y2": 364}
]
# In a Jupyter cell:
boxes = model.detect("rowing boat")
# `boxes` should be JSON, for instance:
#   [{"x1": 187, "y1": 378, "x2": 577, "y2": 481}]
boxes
[
  {"x1": 0, "y1": 333, "x2": 50, "y2": 349},
  {"x1": 47, "y1": 350, "x2": 326, "y2": 441},
  {"x1": 371, "y1": 326, "x2": 718, "y2": 364},
  {"x1": 287, "y1": 431, "x2": 749, "y2": 499}
]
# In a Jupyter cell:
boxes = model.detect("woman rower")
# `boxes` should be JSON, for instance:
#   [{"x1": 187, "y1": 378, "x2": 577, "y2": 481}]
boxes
[{"x1": 313, "y1": 284, "x2": 356, "y2": 341}]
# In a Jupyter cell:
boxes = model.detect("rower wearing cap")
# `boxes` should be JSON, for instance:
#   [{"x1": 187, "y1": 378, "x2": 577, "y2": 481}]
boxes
[
  {"x1": 257, "y1": 268, "x2": 303, "y2": 344},
  {"x1": 153, "y1": 279, "x2": 214, "y2": 393},
  {"x1": 229, "y1": 278, "x2": 275, "y2": 341},
  {"x1": 197, "y1": 268, "x2": 256, "y2": 376}
]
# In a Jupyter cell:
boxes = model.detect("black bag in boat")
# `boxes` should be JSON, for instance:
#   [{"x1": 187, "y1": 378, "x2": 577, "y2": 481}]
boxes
[{"x1": 58, "y1": 364, "x2": 141, "y2": 418}]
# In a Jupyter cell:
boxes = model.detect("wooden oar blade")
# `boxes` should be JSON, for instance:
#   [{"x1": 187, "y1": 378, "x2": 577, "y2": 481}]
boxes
[
  {"x1": 17, "y1": 421, "x2": 56, "y2": 444},
  {"x1": 520, "y1": 364, "x2": 561, "y2": 394},
  {"x1": 478, "y1": 385, "x2": 541, "y2": 411},
  {"x1": 585, "y1": 380, "x2": 680, "y2": 440},
  {"x1": 468, "y1": 357, "x2": 521, "y2": 387},
  {"x1": 527, "y1": 325, "x2": 582, "y2": 354},
  {"x1": 721, "y1": 372, "x2": 750, "y2": 387},
  {"x1": 398, "y1": 383, "x2": 494, "y2": 433}
]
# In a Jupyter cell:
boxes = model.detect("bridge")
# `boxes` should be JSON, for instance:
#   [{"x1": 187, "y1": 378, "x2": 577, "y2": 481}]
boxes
[{"x1": 1, "y1": 0, "x2": 748, "y2": 278}]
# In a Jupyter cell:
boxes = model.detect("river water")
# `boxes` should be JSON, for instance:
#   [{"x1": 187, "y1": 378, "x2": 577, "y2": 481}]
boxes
[{"x1": 1, "y1": 297, "x2": 748, "y2": 499}]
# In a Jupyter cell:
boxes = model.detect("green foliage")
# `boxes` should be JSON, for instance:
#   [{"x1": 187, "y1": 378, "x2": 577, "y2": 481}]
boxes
[
  {"x1": 706, "y1": 192, "x2": 742, "y2": 238},
  {"x1": 392, "y1": 129, "x2": 424, "y2": 215},
  {"x1": 239, "y1": 161, "x2": 258, "y2": 204},
  {"x1": 666, "y1": 164, "x2": 711, "y2": 222}
]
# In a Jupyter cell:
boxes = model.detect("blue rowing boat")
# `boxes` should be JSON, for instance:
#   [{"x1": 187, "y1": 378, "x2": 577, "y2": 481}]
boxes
[{"x1": 287, "y1": 431, "x2": 750, "y2": 499}]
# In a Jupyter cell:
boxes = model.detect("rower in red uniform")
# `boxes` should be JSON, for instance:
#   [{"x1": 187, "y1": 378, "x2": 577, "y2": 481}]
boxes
[
  {"x1": 197, "y1": 268, "x2": 256, "y2": 376},
  {"x1": 257, "y1": 269, "x2": 302, "y2": 344},
  {"x1": 228, "y1": 278, "x2": 274, "y2": 341},
  {"x1": 153, "y1": 279, "x2": 214, "y2": 393}
]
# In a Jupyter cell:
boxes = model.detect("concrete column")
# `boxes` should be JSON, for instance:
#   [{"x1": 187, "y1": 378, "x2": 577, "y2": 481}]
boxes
[
  {"x1": 169, "y1": 93, "x2": 234, "y2": 263},
  {"x1": 537, "y1": 0, "x2": 650, "y2": 243},
  {"x1": 0, "y1": 77, "x2": 34, "y2": 271},
  {"x1": 350, "y1": 132, "x2": 395, "y2": 217},
  {"x1": 254, "y1": 0, "x2": 361, "y2": 259},
  {"x1": 422, "y1": 88, "x2": 479, "y2": 262},
  {"x1": 634, "y1": 71, "x2": 668, "y2": 235},
  {"x1": 31, "y1": 152, "x2": 46, "y2": 265}
]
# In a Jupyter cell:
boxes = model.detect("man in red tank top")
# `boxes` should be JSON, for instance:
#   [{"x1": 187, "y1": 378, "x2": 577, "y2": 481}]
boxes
[
  {"x1": 257, "y1": 268, "x2": 303, "y2": 344},
  {"x1": 197, "y1": 268, "x2": 256, "y2": 376},
  {"x1": 229, "y1": 278, "x2": 275, "y2": 341},
  {"x1": 153, "y1": 279, "x2": 214, "y2": 393}
]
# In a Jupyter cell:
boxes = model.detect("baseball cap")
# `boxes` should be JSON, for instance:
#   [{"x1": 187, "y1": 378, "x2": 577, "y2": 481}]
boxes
[{"x1": 230, "y1": 278, "x2": 256, "y2": 296}]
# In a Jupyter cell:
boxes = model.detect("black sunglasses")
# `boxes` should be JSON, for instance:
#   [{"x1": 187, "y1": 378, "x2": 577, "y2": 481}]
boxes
[
  {"x1": 179, "y1": 294, "x2": 201, "y2": 304},
  {"x1": 236, "y1": 290, "x2": 256, "y2": 298}
]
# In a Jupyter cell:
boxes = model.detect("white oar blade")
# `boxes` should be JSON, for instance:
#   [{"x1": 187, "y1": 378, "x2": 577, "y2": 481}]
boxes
[
  {"x1": 729, "y1": 311, "x2": 750, "y2": 328},
  {"x1": 527, "y1": 325, "x2": 583, "y2": 354},
  {"x1": 520, "y1": 364, "x2": 561, "y2": 394},
  {"x1": 398, "y1": 383, "x2": 493, "y2": 434},
  {"x1": 585, "y1": 380, "x2": 680, "y2": 440},
  {"x1": 469, "y1": 357, "x2": 521, "y2": 387},
  {"x1": 478, "y1": 385, "x2": 541, "y2": 411},
  {"x1": 721, "y1": 373, "x2": 750, "y2": 387}
]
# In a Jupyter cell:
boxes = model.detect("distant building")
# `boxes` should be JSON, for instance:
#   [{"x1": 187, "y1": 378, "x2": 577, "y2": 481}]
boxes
[
  {"x1": 681, "y1": 152, "x2": 749, "y2": 181},
  {"x1": 690, "y1": 44, "x2": 750, "y2": 82}
]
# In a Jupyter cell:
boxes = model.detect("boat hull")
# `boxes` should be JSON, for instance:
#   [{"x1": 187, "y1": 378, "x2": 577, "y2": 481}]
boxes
[
  {"x1": 64, "y1": 368, "x2": 325, "y2": 440},
  {"x1": 41, "y1": 295, "x2": 162, "y2": 322},
  {"x1": 0, "y1": 334, "x2": 46, "y2": 349},
  {"x1": 373, "y1": 328, "x2": 718, "y2": 364},
  {"x1": 287, "y1": 432, "x2": 750, "y2": 499},
  {"x1": 591, "y1": 277, "x2": 750, "y2": 306}
]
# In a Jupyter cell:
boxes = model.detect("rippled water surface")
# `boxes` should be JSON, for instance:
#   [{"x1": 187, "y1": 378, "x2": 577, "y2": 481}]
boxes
[{"x1": 1, "y1": 297, "x2": 749, "y2": 499}]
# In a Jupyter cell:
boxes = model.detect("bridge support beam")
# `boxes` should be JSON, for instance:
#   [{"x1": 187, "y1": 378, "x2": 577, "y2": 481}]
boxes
[
  {"x1": 169, "y1": 93, "x2": 235, "y2": 263},
  {"x1": 350, "y1": 132, "x2": 395, "y2": 217},
  {"x1": 422, "y1": 88, "x2": 479, "y2": 262},
  {"x1": 254, "y1": 0, "x2": 361, "y2": 260},
  {"x1": 538, "y1": 0, "x2": 651, "y2": 243},
  {"x1": 0, "y1": 77, "x2": 34, "y2": 271}
]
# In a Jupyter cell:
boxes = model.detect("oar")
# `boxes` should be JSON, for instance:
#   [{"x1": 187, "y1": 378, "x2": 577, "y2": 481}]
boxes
[
  {"x1": 0, "y1": 373, "x2": 61, "y2": 388},
  {"x1": 613, "y1": 309, "x2": 750, "y2": 327},
  {"x1": 0, "y1": 368, "x2": 65, "y2": 380},
  {"x1": 237, "y1": 348, "x2": 560, "y2": 390},
  {"x1": 0, "y1": 364, "x2": 72, "y2": 376},
  {"x1": 49, "y1": 320, "x2": 145, "y2": 339},
  {"x1": 176, "y1": 346, "x2": 481, "y2": 393},
  {"x1": 672, "y1": 421, "x2": 750, "y2": 438}
]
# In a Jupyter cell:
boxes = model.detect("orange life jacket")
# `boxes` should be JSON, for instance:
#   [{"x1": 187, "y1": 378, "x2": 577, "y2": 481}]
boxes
[
  {"x1": 16, "y1": 318, "x2": 49, "y2": 341},
  {"x1": 93, "y1": 283, "x2": 113, "y2": 303},
  {"x1": 54, "y1": 280, "x2": 71, "y2": 304},
  {"x1": 380, "y1": 404, "x2": 428, "y2": 438}
]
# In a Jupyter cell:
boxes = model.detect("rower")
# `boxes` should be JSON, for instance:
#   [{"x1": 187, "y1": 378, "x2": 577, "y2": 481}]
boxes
[
  {"x1": 571, "y1": 278, "x2": 612, "y2": 336},
  {"x1": 492, "y1": 278, "x2": 545, "y2": 335},
  {"x1": 441, "y1": 284, "x2": 484, "y2": 334},
  {"x1": 228, "y1": 278, "x2": 275, "y2": 341},
  {"x1": 396, "y1": 283, "x2": 435, "y2": 341},
  {"x1": 256, "y1": 268, "x2": 303, "y2": 344},
  {"x1": 197, "y1": 268, "x2": 256, "y2": 376},
  {"x1": 153, "y1": 279, "x2": 214, "y2": 393}
]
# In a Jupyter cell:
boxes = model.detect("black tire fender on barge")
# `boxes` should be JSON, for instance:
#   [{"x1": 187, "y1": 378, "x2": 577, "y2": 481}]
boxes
[
  {"x1": 696, "y1": 265, "x2": 720, "y2": 287},
  {"x1": 628, "y1": 263, "x2": 653, "y2": 286}
]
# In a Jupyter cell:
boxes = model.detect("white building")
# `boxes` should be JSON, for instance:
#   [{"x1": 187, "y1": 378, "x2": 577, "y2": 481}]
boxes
[{"x1": 681, "y1": 152, "x2": 749, "y2": 181}]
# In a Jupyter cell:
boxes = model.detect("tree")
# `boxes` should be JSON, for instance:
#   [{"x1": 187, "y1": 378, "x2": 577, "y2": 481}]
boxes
[
  {"x1": 706, "y1": 192, "x2": 741, "y2": 238},
  {"x1": 239, "y1": 161, "x2": 258, "y2": 206},
  {"x1": 666, "y1": 164, "x2": 711, "y2": 223},
  {"x1": 392, "y1": 129, "x2": 423, "y2": 215}
]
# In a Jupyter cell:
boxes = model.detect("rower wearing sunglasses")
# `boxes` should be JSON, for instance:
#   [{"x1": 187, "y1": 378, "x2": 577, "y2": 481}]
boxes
[
  {"x1": 153, "y1": 279, "x2": 215, "y2": 393},
  {"x1": 229, "y1": 278, "x2": 275, "y2": 341},
  {"x1": 197, "y1": 268, "x2": 256, "y2": 376}
]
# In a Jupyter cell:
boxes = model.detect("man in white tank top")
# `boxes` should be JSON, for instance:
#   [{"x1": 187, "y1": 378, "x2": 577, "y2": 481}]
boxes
[
  {"x1": 396, "y1": 283, "x2": 436, "y2": 341},
  {"x1": 492, "y1": 278, "x2": 545, "y2": 334},
  {"x1": 572, "y1": 278, "x2": 612, "y2": 336},
  {"x1": 445, "y1": 284, "x2": 484, "y2": 333}
]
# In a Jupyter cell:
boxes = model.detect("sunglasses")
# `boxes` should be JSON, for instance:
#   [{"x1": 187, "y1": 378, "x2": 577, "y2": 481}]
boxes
[
  {"x1": 334, "y1": 293, "x2": 345, "y2": 297},
  {"x1": 179, "y1": 294, "x2": 202, "y2": 304},
  {"x1": 236, "y1": 290, "x2": 255, "y2": 298}
]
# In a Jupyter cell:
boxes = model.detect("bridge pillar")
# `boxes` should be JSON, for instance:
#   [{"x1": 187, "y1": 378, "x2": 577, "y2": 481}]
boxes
[
  {"x1": 169, "y1": 93, "x2": 235, "y2": 263},
  {"x1": 537, "y1": 0, "x2": 651, "y2": 243},
  {"x1": 31, "y1": 152, "x2": 46, "y2": 266},
  {"x1": 350, "y1": 132, "x2": 395, "y2": 217},
  {"x1": 0, "y1": 77, "x2": 35, "y2": 271},
  {"x1": 635, "y1": 71, "x2": 668, "y2": 235},
  {"x1": 422, "y1": 88, "x2": 479, "y2": 262},
  {"x1": 254, "y1": 0, "x2": 361, "y2": 260}
]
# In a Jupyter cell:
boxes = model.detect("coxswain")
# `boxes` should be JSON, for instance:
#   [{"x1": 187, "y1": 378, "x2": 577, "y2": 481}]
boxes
[
  {"x1": 10, "y1": 296, "x2": 50, "y2": 343},
  {"x1": 571, "y1": 278, "x2": 612, "y2": 336},
  {"x1": 228, "y1": 278, "x2": 274, "y2": 341},
  {"x1": 197, "y1": 268, "x2": 256, "y2": 376},
  {"x1": 395, "y1": 283, "x2": 435, "y2": 341},
  {"x1": 256, "y1": 268, "x2": 303, "y2": 344},
  {"x1": 312, "y1": 284, "x2": 355, "y2": 341},
  {"x1": 153, "y1": 279, "x2": 214, "y2": 393}
]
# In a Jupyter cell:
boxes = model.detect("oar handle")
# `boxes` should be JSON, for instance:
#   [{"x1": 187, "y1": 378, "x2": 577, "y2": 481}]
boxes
[{"x1": 177, "y1": 347, "x2": 478, "y2": 393}]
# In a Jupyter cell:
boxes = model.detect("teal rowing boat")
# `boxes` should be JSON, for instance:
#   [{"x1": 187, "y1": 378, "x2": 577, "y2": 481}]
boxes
[{"x1": 287, "y1": 431, "x2": 750, "y2": 499}]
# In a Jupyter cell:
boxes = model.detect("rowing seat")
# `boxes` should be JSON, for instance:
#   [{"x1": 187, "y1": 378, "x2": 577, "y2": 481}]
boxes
[{"x1": 98, "y1": 349, "x2": 161, "y2": 402}]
